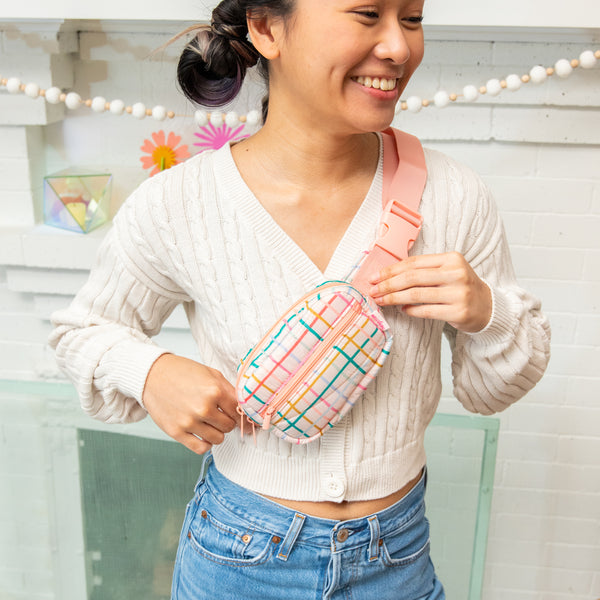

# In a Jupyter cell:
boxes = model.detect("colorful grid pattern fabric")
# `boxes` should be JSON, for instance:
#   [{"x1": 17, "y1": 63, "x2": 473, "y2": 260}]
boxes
[{"x1": 236, "y1": 282, "x2": 393, "y2": 444}]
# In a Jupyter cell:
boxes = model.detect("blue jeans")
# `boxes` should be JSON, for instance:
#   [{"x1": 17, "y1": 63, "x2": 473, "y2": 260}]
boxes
[{"x1": 172, "y1": 455, "x2": 445, "y2": 599}]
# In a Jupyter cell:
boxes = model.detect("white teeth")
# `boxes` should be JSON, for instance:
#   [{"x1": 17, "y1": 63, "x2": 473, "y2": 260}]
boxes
[{"x1": 354, "y1": 76, "x2": 397, "y2": 91}]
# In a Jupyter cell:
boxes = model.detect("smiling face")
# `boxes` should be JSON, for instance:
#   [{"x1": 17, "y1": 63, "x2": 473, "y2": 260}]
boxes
[{"x1": 264, "y1": 0, "x2": 425, "y2": 134}]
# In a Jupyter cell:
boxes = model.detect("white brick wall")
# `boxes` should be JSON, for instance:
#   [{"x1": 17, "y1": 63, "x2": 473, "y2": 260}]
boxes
[{"x1": 0, "y1": 20, "x2": 599, "y2": 600}]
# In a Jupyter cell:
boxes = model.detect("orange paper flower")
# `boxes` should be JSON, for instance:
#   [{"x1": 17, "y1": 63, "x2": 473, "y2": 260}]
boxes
[{"x1": 140, "y1": 131, "x2": 190, "y2": 176}]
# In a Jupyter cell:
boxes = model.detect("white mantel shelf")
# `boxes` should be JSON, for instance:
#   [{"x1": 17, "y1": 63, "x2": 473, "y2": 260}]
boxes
[
  {"x1": 2, "y1": 0, "x2": 600, "y2": 30},
  {"x1": 0, "y1": 224, "x2": 109, "y2": 271}
]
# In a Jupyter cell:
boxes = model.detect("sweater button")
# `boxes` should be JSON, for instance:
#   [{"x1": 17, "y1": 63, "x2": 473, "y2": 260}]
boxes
[{"x1": 326, "y1": 479, "x2": 345, "y2": 499}]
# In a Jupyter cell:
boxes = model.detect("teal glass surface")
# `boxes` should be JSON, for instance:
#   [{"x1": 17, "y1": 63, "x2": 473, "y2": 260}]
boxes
[
  {"x1": 0, "y1": 380, "x2": 498, "y2": 600},
  {"x1": 425, "y1": 413, "x2": 499, "y2": 600}
]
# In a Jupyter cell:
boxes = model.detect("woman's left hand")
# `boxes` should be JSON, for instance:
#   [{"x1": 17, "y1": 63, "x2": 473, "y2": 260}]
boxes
[{"x1": 369, "y1": 252, "x2": 492, "y2": 333}]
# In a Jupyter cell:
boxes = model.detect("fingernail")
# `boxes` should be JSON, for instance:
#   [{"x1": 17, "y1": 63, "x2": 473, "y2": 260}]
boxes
[{"x1": 369, "y1": 286, "x2": 379, "y2": 297}]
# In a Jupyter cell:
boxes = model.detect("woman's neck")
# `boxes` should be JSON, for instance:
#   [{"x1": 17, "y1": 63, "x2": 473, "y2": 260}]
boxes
[{"x1": 234, "y1": 113, "x2": 379, "y2": 192}]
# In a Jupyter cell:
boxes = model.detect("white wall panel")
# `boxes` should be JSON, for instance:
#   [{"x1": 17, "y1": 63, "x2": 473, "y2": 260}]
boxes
[{"x1": 2, "y1": 0, "x2": 600, "y2": 28}]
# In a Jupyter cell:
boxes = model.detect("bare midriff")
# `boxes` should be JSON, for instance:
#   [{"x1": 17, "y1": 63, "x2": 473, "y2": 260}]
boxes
[{"x1": 261, "y1": 468, "x2": 423, "y2": 521}]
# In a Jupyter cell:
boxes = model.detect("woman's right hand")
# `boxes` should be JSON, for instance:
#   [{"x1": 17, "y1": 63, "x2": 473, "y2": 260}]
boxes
[{"x1": 142, "y1": 353, "x2": 239, "y2": 454}]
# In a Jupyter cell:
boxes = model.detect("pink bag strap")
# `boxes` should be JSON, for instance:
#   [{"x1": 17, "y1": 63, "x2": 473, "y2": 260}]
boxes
[{"x1": 351, "y1": 128, "x2": 427, "y2": 297}]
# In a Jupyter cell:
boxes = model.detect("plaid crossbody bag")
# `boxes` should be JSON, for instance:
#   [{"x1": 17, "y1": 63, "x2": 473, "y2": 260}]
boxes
[{"x1": 235, "y1": 129, "x2": 427, "y2": 444}]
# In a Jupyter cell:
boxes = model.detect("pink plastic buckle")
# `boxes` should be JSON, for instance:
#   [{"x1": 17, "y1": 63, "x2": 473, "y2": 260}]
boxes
[
  {"x1": 377, "y1": 198, "x2": 423, "y2": 261},
  {"x1": 351, "y1": 199, "x2": 423, "y2": 297}
]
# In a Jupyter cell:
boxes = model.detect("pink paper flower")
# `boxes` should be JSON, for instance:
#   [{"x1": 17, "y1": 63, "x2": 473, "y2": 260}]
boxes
[
  {"x1": 194, "y1": 123, "x2": 247, "y2": 152},
  {"x1": 140, "y1": 131, "x2": 190, "y2": 176}
]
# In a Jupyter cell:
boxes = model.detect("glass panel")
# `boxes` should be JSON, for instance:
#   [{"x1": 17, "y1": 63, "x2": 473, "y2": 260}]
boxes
[
  {"x1": 78, "y1": 430, "x2": 200, "y2": 600},
  {"x1": 0, "y1": 380, "x2": 498, "y2": 600},
  {"x1": 425, "y1": 414, "x2": 499, "y2": 600}
]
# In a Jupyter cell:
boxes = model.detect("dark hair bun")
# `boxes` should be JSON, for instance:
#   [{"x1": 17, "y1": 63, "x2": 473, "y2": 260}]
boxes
[{"x1": 177, "y1": 0, "x2": 260, "y2": 107}]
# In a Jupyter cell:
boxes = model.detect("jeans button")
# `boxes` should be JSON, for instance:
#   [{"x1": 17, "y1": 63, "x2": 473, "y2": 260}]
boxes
[{"x1": 336, "y1": 528, "x2": 349, "y2": 543}]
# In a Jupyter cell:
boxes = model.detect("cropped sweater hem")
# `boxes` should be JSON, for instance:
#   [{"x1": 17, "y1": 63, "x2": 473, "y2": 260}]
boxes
[{"x1": 212, "y1": 431, "x2": 427, "y2": 503}]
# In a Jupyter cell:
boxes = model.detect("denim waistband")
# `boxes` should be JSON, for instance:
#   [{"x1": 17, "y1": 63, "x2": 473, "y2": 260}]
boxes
[{"x1": 197, "y1": 453, "x2": 427, "y2": 553}]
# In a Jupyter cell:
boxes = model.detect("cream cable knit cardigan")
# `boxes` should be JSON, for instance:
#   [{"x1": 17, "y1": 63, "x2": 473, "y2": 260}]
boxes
[{"x1": 49, "y1": 138, "x2": 551, "y2": 503}]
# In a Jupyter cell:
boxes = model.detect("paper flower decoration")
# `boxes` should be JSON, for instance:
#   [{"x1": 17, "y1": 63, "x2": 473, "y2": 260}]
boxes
[
  {"x1": 194, "y1": 123, "x2": 247, "y2": 152},
  {"x1": 140, "y1": 131, "x2": 190, "y2": 176}
]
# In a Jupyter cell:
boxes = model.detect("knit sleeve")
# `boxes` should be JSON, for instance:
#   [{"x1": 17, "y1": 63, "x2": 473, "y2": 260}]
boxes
[
  {"x1": 439, "y1": 159, "x2": 551, "y2": 415},
  {"x1": 49, "y1": 175, "x2": 191, "y2": 424}
]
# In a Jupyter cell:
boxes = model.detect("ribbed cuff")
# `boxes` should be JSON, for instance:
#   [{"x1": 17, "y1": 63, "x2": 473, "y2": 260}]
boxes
[
  {"x1": 467, "y1": 281, "x2": 517, "y2": 345},
  {"x1": 107, "y1": 339, "x2": 171, "y2": 408}
]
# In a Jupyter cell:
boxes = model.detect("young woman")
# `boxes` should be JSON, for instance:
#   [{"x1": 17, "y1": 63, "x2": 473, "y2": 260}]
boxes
[{"x1": 50, "y1": 0, "x2": 551, "y2": 597}]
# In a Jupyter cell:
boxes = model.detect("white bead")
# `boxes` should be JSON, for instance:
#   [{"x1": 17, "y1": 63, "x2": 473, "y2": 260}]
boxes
[
  {"x1": 406, "y1": 96, "x2": 422, "y2": 113},
  {"x1": 91, "y1": 96, "x2": 107, "y2": 112},
  {"x1": 194, "y1": 110, "x2": 208, "y2": 127},
  {"x1": 45, "y1": 86, "x2": 62, "y2": 104},
  {"x1": 65, "y1": 92, "x2": 82, "y2": 109},
  {"x1": 110, "y1": 99, "x2": 125, "y2": 115},
  {"x1": 579, "y1": 50, "x2": 597, "y2": 69},
  {"x1": 6, "y1": 77, "x2": 21, "y2": 94},
  {"x1": 25, "y1": 83, "x2": 40, "y2": 98},
  {"x1": 210, "y1": 111, "x2": 223, "y2": 126},
  {"x1": 225, "y1": 111, "x2": 239, "y2": 128},
  {"x1": 152, "y1": 105, "x2": 167, "y2": 121},
  {"x1": 554, "y1": 59, "x2": 573, "y2": 78},
  {"x1": 132, "y1": 102, "x2": 146, "y2": 119},
  {"x1": 462, "y1": 85, "x2": 479, "y2": 102},
  {"x1": 486, "y1": 78, "x2": 502, "y2": 96},
  {"x1": 246, "y1": 110, "x2": 261, "y2": 126},
  {"x1": 505, "y1": 74, "x2": 522, "y2": 91},
  {"x1": 529, "y1": 65, "x2": 547, "y2": 84},
  {"x1": 433, "y1": 90, "x2": 450, "y2": 108}
]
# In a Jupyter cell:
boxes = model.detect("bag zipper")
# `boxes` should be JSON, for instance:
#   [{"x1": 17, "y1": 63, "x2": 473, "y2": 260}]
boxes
[
  {"x1": 236, "y1": 281, "x2": 358, "y2": 388},
  {"x1": 260, "y1": 299, "x2": 363, "y2": 431}
]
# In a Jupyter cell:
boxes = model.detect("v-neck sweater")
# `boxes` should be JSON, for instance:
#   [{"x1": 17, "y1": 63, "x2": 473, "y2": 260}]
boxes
[{"x1": 50, "y1": 138, "x2": 551, "y2": 503}]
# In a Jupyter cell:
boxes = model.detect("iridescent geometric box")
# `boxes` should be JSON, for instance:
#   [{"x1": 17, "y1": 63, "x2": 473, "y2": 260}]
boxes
[{"x1": 44, "y1": 169, "x2": 112, "y2": 233}]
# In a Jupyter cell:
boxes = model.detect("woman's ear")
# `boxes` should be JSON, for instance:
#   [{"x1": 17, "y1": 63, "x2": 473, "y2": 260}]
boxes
[{"x1": 246, "y1": 9, "x2": 284, "y2": 60}]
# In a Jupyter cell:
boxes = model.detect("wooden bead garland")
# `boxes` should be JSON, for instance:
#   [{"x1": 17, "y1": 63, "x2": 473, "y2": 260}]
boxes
[
  {"x1": 1, "y1": 49, "x2": 598, "y2": 123},
  {"x1": 399, "y1": 49, "x2": 598, "y2": 112}
]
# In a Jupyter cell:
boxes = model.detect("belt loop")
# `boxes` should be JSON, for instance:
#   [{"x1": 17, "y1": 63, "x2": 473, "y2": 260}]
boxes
[
  {"x1": 195, "y1": 452, "x2": 213, "y2": 492},
  {"x1": 277, "y1": 513, "x2": 306, "y2": 562},
  {"x1": 367, "y1": 516, "x2": 380, "y2": 562}
]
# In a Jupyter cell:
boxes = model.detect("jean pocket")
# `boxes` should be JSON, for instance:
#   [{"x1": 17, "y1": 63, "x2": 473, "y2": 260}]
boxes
[
  {"x1": 186, "y1": 502, "x2": 277, "y2": 567},
  {"x1": 380, "y1": 504, "x2": 431, "y2": 568}
]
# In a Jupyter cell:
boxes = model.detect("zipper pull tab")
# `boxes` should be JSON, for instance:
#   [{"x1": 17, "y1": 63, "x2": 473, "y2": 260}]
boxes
[
  {"x1": 262, "y1": 408, "x2": 274, "y2": 430},
  {"x1": 236, "y1": 405, "x2": 245, "y2": 438}
]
